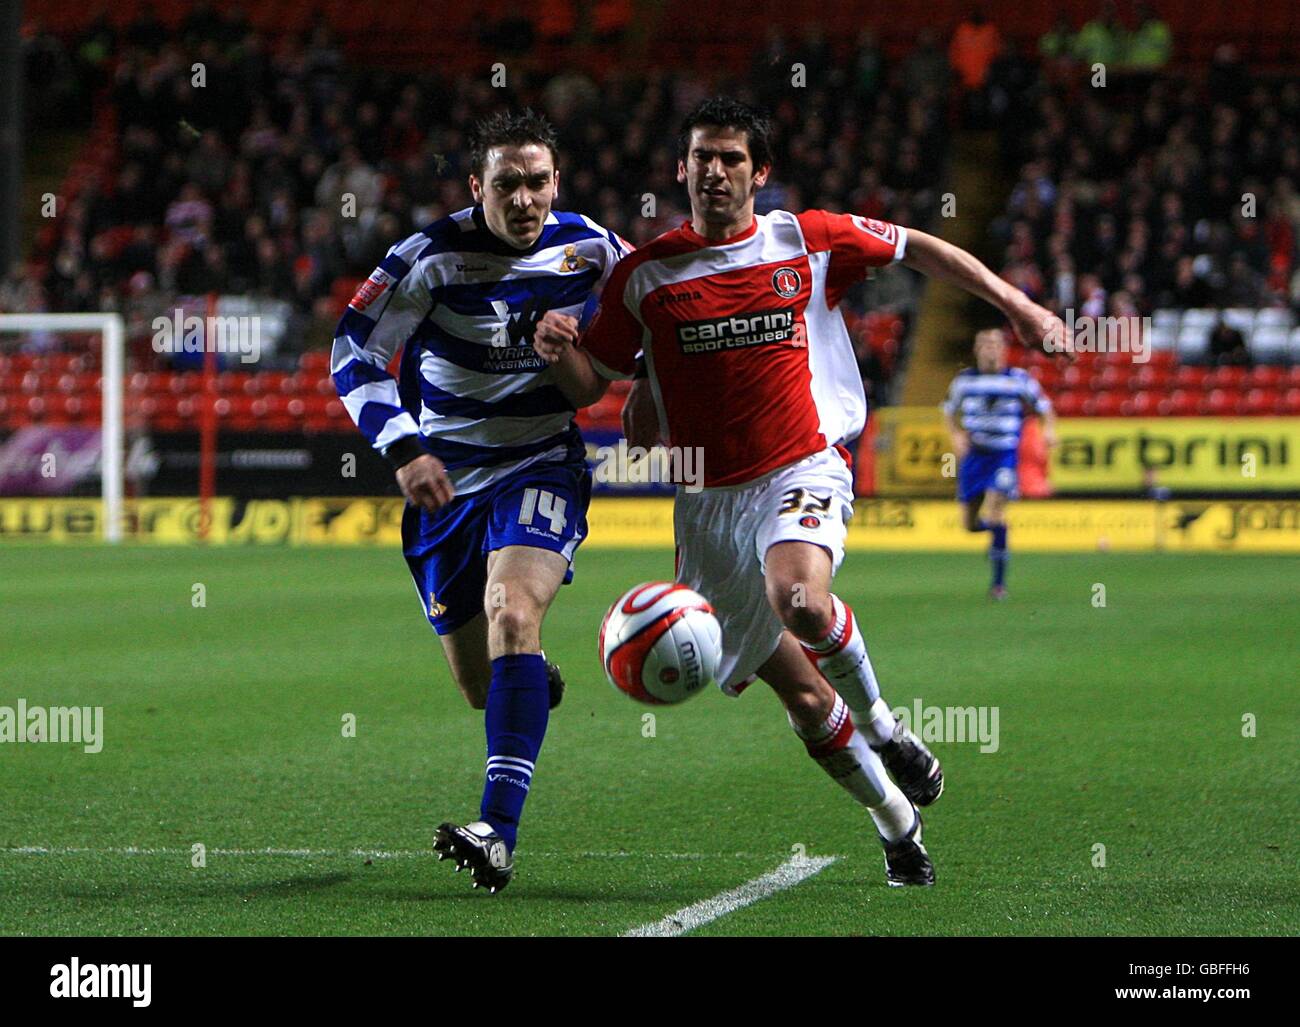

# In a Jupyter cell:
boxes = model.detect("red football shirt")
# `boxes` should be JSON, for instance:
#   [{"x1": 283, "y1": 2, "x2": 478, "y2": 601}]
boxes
[{"x1": 581, "y1": 209, "x2": 907, "y2": 487}]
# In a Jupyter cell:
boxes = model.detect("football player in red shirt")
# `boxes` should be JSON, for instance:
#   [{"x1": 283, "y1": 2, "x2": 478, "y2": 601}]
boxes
[{"x1": 535, "y1": 97, "x2": 1067, "y2": 886}]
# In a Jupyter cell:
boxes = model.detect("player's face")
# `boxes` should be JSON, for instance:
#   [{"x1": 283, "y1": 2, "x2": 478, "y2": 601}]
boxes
[
  {"x1": 678, "y1": 127, "x2": 770, "y2": 234},
  {"x1": 974, "y1": 332, "x2": 1007, "y2": 372},
  {"x1": 470, "y1": 143, "x2": 558, "y2": 249}
]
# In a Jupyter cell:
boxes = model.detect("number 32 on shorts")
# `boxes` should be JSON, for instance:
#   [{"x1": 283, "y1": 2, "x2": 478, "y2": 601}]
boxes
[{"x1": 778, "y1": 488, "x2": 831, "y2": 516}]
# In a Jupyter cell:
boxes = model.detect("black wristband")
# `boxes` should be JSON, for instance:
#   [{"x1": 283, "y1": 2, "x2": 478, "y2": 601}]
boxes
[
  {"x1": 383, "y1": 435, "x2": 426, "y2": 469},
  {"x1": 633, "y1": 355, "x2": 648, "y2": 380}
]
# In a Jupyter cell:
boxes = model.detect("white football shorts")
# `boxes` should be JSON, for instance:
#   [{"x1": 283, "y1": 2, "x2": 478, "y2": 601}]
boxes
[{"x1": 674, "y1": 447, "x2": 856, "y2": 693}]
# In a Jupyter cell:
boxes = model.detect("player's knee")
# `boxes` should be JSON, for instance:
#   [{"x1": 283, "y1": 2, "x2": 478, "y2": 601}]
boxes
[
  {"x1": 766, "y1": 576, "x2": 831, "y2": 640},
  {"x1": 487, "y1": 600, "x2": 542, "y2": 650}
]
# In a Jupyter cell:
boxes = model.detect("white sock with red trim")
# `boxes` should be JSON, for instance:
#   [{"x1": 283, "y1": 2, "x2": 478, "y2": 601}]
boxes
[
  {"x1": 789, "y1": 693, "x2": 914, "y2": 842},
  {"x1": 800, "y1": 594, "x2": 897, "y2": 748}
]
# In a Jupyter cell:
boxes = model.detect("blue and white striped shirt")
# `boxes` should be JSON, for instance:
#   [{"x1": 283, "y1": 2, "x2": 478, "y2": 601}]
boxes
[
  {"x1": 332, "y1": 205, "x2": 628, "y2": 495},
  {"x1": 941, "y1": 367, "x2": 1051, "y2": 452}
]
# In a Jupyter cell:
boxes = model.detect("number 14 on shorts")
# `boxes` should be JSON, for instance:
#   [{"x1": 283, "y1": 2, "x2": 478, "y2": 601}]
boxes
[{"x1": 518, "y1": 488, "x2": 568, "y2": 534}]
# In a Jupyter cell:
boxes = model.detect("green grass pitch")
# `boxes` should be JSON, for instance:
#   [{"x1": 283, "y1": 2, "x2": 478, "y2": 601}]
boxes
[{"x1": 1, "y1": 544, "x2": 1296, "y2": 936}]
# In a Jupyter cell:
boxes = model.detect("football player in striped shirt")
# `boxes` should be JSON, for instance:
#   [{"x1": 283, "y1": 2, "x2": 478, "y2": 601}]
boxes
[
  {"x1": 331, "y1": 110, "x2": 628, "y2": 893},
  {"x1": 942, "y1": 329, "x2": 1056, "y2": 599},
  {"x1": 534, "y1": 97, "x2": 1068, "y2": 887}
]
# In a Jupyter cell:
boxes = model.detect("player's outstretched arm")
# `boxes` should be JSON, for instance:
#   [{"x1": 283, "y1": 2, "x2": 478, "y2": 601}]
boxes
[
  {"x1": 533, "y1": 311, "x2": 610, "y2": 408},
  {"x1": 902, "y1": 230, "x2": 1068, "y2": 353}
]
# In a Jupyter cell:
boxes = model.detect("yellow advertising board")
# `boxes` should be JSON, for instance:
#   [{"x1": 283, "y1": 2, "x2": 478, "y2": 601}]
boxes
[
  {"x1": 871, "y1": 408, "x2": 1300, "y2": 494},
  {"x1": 872, "y1": 407, "x2": 954, "y2": 496},
  {"x1": 3, "y1": 496, "x2": 1300, "y2": 552},
  {"x1": 1053, "y1": 418, "x2": 1300, "y2": 491}
]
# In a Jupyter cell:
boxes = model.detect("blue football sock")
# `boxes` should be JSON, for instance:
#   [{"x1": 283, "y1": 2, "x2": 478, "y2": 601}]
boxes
[
  {"x1": 975, "y1": 518, "x2": 990, "y2": 532},
  {"x1": 479, "y1": 653, "x2": 549, "y2": 851},
  {"x1": 990, "y1": 524, "x2": 1008, "y2": 588}
]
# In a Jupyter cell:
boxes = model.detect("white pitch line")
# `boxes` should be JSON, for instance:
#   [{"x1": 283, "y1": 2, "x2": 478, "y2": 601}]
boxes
[
  {"x1": 622, "y1": 855, "x2": 837, "y2": 937},
  {"x1": 0, "y1": 845, "x2": 790, "y2": 862}
]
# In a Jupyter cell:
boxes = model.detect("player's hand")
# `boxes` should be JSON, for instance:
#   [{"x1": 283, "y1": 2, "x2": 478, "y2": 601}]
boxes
[
  {"x1": 533, "y1": 311, "x2": 579, "y2": 364},
  {"x1": 951, "y1": 432, "x2": 970, "y2": 461},
  {"x1": 1008, "y1": 299, "x2": 1073, "y2": 362},
  {"x1": 621, "y1": 377, "x2": 663, "y2": 450},
  {"x1": 1042, "y1": 427, "x2": 1058, "y2": 449},
  {"x1": 396, "y1": 454, "x2": 454, "y2": 513}
]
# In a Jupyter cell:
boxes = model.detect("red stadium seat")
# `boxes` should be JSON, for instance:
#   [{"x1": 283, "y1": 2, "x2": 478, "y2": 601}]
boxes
[
  {"x1": 1028, "y1": 365, "x2": 1059, "y2": 390},
  {"x1": 1242, "y1": 389, "x2": 1280, "y2": 415},
  {"x1": 1207, "y1": 366, "x2": 1248, "y2": 390},
  {"x1": 1199, "y1": 389, "x2": 1237, "y2": 416},
  {"x1": 298, "y1": 351, "x2": 332, "y2": 374},
  {"x1": 1126, "y1": 391, "x2": 1156, "y2": 416},
  {"x1": 63, "y1": 394, "x2": 103, "y2": 423},
  {"x1": 169, "y1": 372, "x2": 201, "y2": 396},
  {"x1": 1132, "y1": 365, "x2": 1171, "y2": 391},
  {"x1": 1279, "y1": 389, "x2": 1300, "y2": 415},
  {"x1": 1173, "y1": 366, "x2": 1210, "y2": 389},
  {"x1": 1091, "y1": 366, "x2": 1128, "y2": 391},
  {"x1": 1053, "y1": 391, "x2": 1086, "y2": 417},
  {"x1": 1245, "y1": 366, "x2": 1284, "y2": 389},
  {"x1": 1166, "y1": 390, "x2": 1200, "y2": 416},
  {"x1": 1061, "y1": 365, "x2": 1087, "y2": 389},
  {"x1": 1086, "y1": 391, "x2": 1125, "y2": 417}
]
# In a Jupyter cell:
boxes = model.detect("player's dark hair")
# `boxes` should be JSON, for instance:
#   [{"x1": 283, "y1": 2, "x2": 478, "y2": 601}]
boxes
[
  {"x1": 469, "y1": 109, "x2": 559, "y2": 179},
  {"x1": 677, "y1": 97, "x2": 774, "y2": 171}
]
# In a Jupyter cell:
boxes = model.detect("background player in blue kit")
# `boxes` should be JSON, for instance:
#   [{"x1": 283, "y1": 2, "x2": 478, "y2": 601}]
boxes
[
  {"x1": 331, "y1": 110, "x2": 627, "y2": 892},
  {"x1": 942, "y1": 329, "x2": 1056, "y2": 599}
]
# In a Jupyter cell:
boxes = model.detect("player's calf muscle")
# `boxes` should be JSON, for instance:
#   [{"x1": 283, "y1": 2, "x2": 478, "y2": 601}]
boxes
[
  {"x1": 757, "y1": 636, "x2": 835, "y2": 729},
  {"x1": 439, "y1": 619, "x2": 491, "y2": 708}
]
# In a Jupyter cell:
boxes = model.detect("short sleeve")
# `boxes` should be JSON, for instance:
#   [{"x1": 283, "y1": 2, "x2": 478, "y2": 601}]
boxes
[
  {"x1": 797, "y1": 210, "x2": 908, "y2": 308},
  {"x1": 580, "y1": 259, "x2": 643, "y2": 380}
]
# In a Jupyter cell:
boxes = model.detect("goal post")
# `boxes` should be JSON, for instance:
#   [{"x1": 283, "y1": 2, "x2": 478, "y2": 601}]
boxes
[{"x1": 0, "y1": 312, "x2": 125, "y2": 542}]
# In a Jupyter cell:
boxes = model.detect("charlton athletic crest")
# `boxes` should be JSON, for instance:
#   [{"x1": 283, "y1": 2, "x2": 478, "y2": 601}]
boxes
[{"x1": 772, "y1": 266, "x2": 801, "y2": 299}]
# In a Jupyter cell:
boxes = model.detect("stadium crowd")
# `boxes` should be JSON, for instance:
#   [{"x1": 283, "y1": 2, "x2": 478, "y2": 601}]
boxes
[
  {"x1": 988, "y1": 23, "x2": 1300, "y2": 325},
  {"x1": 12, "y1": 7, "x2": 948, "y2": 402},
  {"x1": 11, "y1": 3, "x2": 1300, "y2": 395}
]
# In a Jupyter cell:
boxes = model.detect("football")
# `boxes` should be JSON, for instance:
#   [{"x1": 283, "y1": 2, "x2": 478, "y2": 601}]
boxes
[{"x1": 598, "y1": 582, "x2": 723, "y2": 705}]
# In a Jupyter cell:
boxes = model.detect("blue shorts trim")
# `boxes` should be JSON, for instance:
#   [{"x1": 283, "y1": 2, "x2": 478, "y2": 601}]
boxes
[
  {"x1": 958, "y1": 448, "x2": 1019, "y2": 503},
  {"x1": 403, "y1": 458, "x2": 592, "y2": 635}
]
